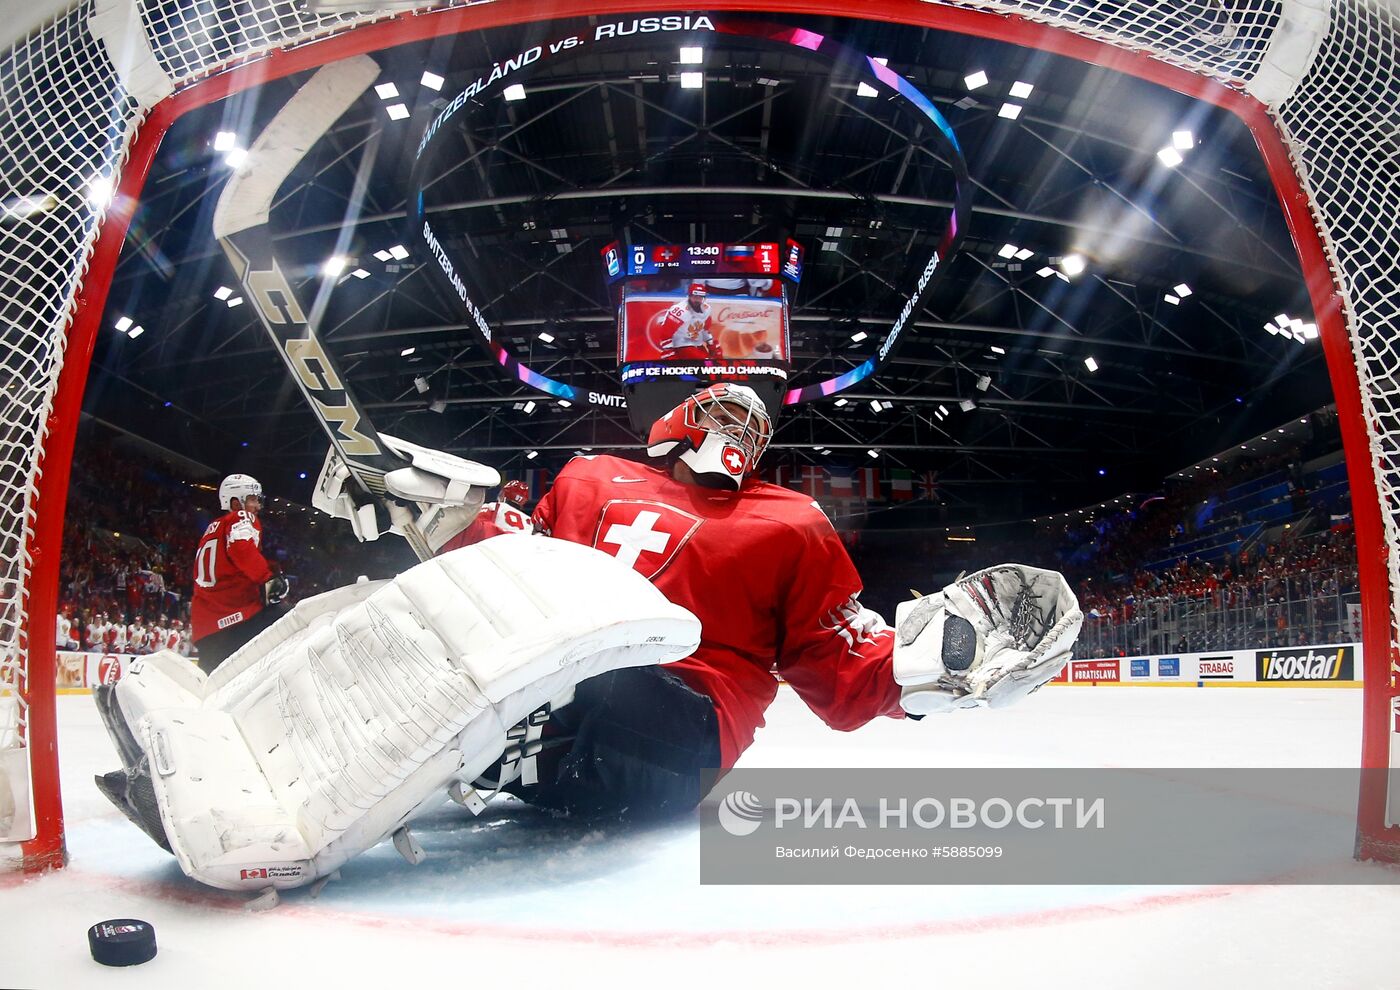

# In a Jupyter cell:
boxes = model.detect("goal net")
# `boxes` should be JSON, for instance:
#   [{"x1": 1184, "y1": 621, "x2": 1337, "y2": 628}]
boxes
[{"x1": 2, "y1": 0, "x2": 1396, "y2": 870}]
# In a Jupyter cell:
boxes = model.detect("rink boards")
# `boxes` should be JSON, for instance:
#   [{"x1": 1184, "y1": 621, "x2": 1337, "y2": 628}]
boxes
[{"x1": 1048, "y1": 643, "x2": 1363, "y2": 687}]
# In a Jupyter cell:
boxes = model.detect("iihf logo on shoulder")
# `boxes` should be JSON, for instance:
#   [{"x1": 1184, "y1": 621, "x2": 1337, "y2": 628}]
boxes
[{"x1": 717, "y1": 790, "x2": 765, "y2": 836}]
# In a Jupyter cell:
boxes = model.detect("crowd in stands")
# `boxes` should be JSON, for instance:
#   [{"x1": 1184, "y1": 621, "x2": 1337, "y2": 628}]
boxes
[{"x1": 57, "y1": 422, "x2": 414, "y2": 656}]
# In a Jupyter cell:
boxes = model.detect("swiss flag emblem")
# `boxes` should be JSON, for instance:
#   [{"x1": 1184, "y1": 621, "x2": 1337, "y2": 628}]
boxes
[
  {"x1": 721, "y1": 445, "x2": 747, "y2": 475},
  {"x1": 654, "y1": 245, "x2": 680, "y2": 263},
  {"x1": 591, "y1": 500, "x2": 702, "y2": 580}
]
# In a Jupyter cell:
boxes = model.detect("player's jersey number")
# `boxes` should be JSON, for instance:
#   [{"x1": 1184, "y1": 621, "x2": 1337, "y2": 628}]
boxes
[{"x1": 194, "y1": 540, "x2": 218, "y2": 588}]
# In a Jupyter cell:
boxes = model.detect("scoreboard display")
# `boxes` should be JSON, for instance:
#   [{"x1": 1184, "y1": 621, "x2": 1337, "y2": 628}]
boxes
[{"x1": 602, "y1": 241, "x2": 794, "y2": 284}]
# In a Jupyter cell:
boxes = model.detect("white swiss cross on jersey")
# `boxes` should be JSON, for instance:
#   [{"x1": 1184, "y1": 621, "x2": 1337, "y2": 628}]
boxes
[
  {"x1": 590, "y1": 500, "x2": 702, "y2": 579},
  {"x1": 721, "y1": 445, "x2": 747, "y2": 475}
]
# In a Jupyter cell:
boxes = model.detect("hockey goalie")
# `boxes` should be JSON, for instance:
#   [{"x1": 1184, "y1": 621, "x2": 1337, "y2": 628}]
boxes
[{"x1": 94, "y1": 384, "x2": 1081, "y2": 893}]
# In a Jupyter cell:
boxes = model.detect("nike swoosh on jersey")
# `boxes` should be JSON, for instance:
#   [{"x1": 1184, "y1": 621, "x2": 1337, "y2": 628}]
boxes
[{"x1": 611, "y1": 476, "x2": 647, "y2": 483}]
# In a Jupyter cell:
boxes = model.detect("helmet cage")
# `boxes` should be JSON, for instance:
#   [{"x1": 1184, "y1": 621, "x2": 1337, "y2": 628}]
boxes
[{"x1": 646, "y1": 384, "x2": 772, "y2": 489}]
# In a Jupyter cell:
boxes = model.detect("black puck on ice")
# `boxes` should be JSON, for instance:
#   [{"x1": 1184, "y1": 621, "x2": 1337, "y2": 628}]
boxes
[{"x1": 88, "y1": 918, "x2": 157, "y2": 966}]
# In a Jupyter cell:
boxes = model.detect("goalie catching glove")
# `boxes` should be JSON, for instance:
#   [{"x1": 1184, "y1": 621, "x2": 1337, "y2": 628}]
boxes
[
  {"x1": 893, "y1": 563, "x2": 1082, "y2": 714},
  {"x1": 312, "y1": 434, "x2": 500, "y2": 553}
]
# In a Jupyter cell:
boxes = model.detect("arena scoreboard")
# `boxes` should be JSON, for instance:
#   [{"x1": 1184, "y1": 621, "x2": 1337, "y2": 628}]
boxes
[{"x1": 602, "y1": 240, "x2": 804, "y2": 284}]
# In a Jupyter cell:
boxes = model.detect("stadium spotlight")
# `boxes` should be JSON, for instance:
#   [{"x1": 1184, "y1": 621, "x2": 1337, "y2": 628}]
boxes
[
  {"x1": 938, "y1": 404, "x2": 950, "y2": 417},
  {"x1": 1164, "y1": 294, "x2": 1180, "y2": 305},
  {"x1": 679, "y1": 46, "x2": 704, "y2": 64},
  {"x1": 212, "y1": 130, "x2": 237, "y2": 151},
  {"x1": 1156, "y1": 146, "x2": 1183, "y2": 167},
  {"x1": 990, "y1": 345, "x2": 1006, "y2": 355},
  {"x1": 226, "y1": 296, "x2": 243, "y2": 307},
  {"x1": 998, "y1": 243, "x2": 1019, "y2": 259},
  {"x1": 114, "y1": 315, "x2": 133, "y2": 332},
  {"x1": 388, "y1": 244, "x2": 410, "y2": 260},
  {"x1": 322, "y1": 256, "x2": 348, "y2": 276},
  {"x1": 526, "y1": 450, "x2": 539, "y2": 460},
  {"x1": 213, "y1": 286, "x2": 232, "y2": 300},
  {"x1": 400, "y1": 347, "x2": 416, "y2": 357},
  {"x1": 1173, "y1": 130, "x2": 1195, "y2": 150},
  {"x1": 959, "y1": 399, "x2": 977, "y2": 412},
  {"x1": 420, "y1": 71, "x2": 445, "y2": 91},
  {"x1": 223, "y1": 147, "x2": 248, "y2": 168},
  {"x1": 299, "y1": 472, "x2": 307, "y2": 480},
  {"x1": 1084, "y1": 356, "x2": 1099, "y2": 372},
  {"x1": 503, "y1": 83, "x2": 527, "y2": 101},
  {"x1": 856, "y1": 82, "x2": 879, "y2": 98},
  {"x1": 538, "y1": 331, "x2": 556, "y2": 343},
  {"x1": 373, "y1": 249, "x2": 393, "y2": 262},
  {"x1": 680, "y1": 71, "x2": 704, "y2": 89},
  {"x1": 1036, "y1": 266, "x2": 1056, "y2": 278},
  {"x1": 1009, "y1": 80, "x2": 1034, "y2": 98},
  {"x1": 834, "y1": 397, "x2": 849, "y2": 407},
  {"x1": 374, "y1": 82, "x2": 399, "y2": 100},
  {"x1": 1173, "y1": 283, "x2": 1193, "y2": 297},
  {"x1": 867, "y1": 449, "x2": 880, "y2": 459},
  {"x1": 558, "y1": 399, "x2": 572, "y2": 408},
  {"x1": 385, "y1": 104, "x2": 410, "y2": 121},
  {"x1": 1015, "y1": 247, "x2": 1034, "y2": 260},
  {"x1": 850, "y1": 331, "x2": 868, "y2": 343},
  {"x1": 870, "y1": 399, "x2": 883, "y2": 413},
  {"x1": 523, "y1": 400, "x2": 537, "y2": 415},
  {"x1": 350, "y1": 268, "x2": 370, "y2": 279},
  {"x1": 997, "y1": 102, "x2": 1023, "y2": 119},
  {"x1": 1060, "y1": 254, "x2": 1086, "y2": 277},
  {"x1": 963, "y1": 70, "x2": 988, "y2": 90},
  {"x1": 127, "y1": 325, "x2": 145, "y2": 339}
]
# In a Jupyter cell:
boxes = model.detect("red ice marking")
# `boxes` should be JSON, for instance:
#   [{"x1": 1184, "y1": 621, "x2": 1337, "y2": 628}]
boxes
[{"x1": 64, "y1": 865, "x2": 1240, "y2": 948}]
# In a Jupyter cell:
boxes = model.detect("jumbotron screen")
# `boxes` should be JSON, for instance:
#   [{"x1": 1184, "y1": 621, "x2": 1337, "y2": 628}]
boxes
[{"x1": 610, "y1": 243, "x2": 799, "y2": 432}]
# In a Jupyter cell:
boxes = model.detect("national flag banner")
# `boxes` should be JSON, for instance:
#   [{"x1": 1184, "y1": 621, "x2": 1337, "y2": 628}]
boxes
[
  {"x1": 773, "y1": 465, "x2": 801, "y2": 490},
  {"x1": 856, "y1": 467, "x2": 880, "y2": 501},
  {"x1": 828, "y1": 469, "x2": 854, "y2": 499},
  {"x1": 889, "y1": 468, "x2": 914, "y2": 501},
  {"x1": 524, "y1": 469, "x2": 552, "y2": 501},
  {"x1": 800, "y1": 465, "x2": 828, "y2": 497},
  {"x1": 918, "y1": 470, "x2": 940, "y2": 502}
]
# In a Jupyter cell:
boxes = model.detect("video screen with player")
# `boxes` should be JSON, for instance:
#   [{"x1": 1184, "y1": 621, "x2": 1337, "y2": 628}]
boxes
[{"x1": 619, "y1": 276, "x2": 788, "y2": 365}]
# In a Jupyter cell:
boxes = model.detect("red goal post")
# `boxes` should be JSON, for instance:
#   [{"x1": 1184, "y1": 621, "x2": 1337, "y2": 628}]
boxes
[{"x1": 2, "y1": 0, "x2": 1395, "y2": 872}]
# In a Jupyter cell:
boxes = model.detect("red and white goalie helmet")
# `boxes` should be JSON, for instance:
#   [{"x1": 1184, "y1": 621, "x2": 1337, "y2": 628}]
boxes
[
  {"x1": 646, "y1": 383, "x2": 772, "y2": 490},
  {"x1": 500, "y1": 480, "x2": 529, "y2": 506},
  {"x1": 219, "y1": 473, "x2": 262, "y2": 511}
]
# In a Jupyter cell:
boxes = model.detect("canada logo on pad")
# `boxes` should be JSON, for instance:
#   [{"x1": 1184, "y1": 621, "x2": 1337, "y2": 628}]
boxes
[{"x1": 591, "y1": 500, "x2": 703, "y2": 579}]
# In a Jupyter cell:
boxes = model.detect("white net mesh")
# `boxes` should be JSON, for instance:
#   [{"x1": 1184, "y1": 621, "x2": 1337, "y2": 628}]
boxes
[{"x1": 1, "y1": 0, "x2": 1396, "y2": 861}]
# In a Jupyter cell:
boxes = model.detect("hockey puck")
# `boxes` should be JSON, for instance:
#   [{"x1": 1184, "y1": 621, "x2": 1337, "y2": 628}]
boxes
[{"x1": 88, "y1": 919, "x2": 157, "y2": 966}]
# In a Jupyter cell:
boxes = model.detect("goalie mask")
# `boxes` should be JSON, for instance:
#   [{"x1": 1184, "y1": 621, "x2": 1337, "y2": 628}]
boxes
[
  {"x1": 218, "y1": 473, "x2": 262, "y2": 512},
  {"x1": 646, "y1": 383, "x2": 772, "y2": 490}
]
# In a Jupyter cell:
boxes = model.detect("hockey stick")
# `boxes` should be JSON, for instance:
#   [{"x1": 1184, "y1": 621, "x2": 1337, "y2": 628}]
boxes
[{"x1": 212, "y1": 56, "x2": 436, "y2": 560}]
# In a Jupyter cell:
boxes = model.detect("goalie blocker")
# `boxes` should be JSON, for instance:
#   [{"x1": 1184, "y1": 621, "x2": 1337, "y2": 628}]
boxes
[{"x1": 95, "y1": 535, "x2": 699, "y2": 891}]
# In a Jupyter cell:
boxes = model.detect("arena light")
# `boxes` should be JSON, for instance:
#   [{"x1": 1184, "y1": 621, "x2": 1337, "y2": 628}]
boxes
[
  {"x1": 413, "y1": 376, "x2": 430, "y2": 394},
  {"x1": 374, "y1": 82, "x2": 399, "y2": 100},
  {"x1": 126, "y1": 325, "x2": 145, "y2": 339},
  {"x1": 385, "y1": 103, "x2": 410, "y2": 121},
  {"x1": 420, "y1": 71, "x2": 445, "y2": 91},
  {"x1": 1164, "y1": 294, "x2": 1180, "y2": 305},
  {"x1": 1301, "y1": 322, "x2": 1319, "y2": 339},
  {"x1": 1009, "y1": 80, "x2": 1034, "y2": 98},
  {"x1": 213, "y1": 286, "x2": 232, "y2": 300},
  {"x1": 523, "y1": 400, "x2": 537, "y2": 415},
  {"x1": 429, "y1": 400, "x2": 447, "y2": 414},
  {"x1": 959, "y1": 399, "x2": 977, "y2": 412},
  {"x1": 1060, "y1": 254, "x2": 1086, "y2": 277},
  {"x1": 850, "y1": 331, "x2": 868, "y2": 343},
  {"x1": 226, "y1": 296, "x2": 243, "y2": 308},
  {"x1": 322, "y1": 255, "x2": 348, "y2": 276},
  {"x1": 976, "y1": 375, "x2": 991, "y2": 391},
  {"x1": 998, "y1": 243, "x2": 1019, "y2": 259},
  {"x1": 86, "y1": 176, "x2": 113, "y2": 207},
  {"x1": 373, "y1": 249, "x2": 393, "y2": 262},
  {"x1": 212, "y1": 130, "x2": 237, "y2": 151},
  {"x1": 990, "y1": 345, "x2": 1006, "y2": 355},
  {"x1": 1084, "y1": 355, "x2": 1099, "y2": 372},
  {"x1": 1173, "y1": 283, "x2": 1193, "y2": 297},
  {"x1": 835, "y1": 397, "x2": 848, "y2": 407},
  {"x1": 680, "y1": 71, "x2": 704, "y2": 89},
  {"x1": 400, "y1": 347, "x2": 416, "y2": 356},
  {"x1": 558, "y1": 399, "x2": 572, "y2": 408},
  {"x1": 997, "y1": 102, "x2": 1023, "y2": 120},
  {"x1": 114, "y1": 315, "x2": 133, "y2": 332},
  {"x1": 537, "y1": 331, "x2": 556, "y2": 343},
  {"x1": 224, "y1": 147, "x2": 248, "y2": 168},
  {"x1": 1037, "y1": 266, "x2": 1056, "y2": 277},
  {"x1": 1173, "y1": 130, "x2": 1195, "y2": 150},
  {"x1": 867, "y1": 449, "x2": 880, "y2": 459},
  {"x1": 870, "y1": 399, "x2": 883, "y2": 412},
  {"x1": 679, "y1": 46, "x2": 704, "y2": 64},
  {"x1": 1014, "y1": 247, "x2": 1034, "y2": 261},
  {"x1": 856, "y1": 82, "x2": 879, "y2": 98},
  {"x1": 963, "y1": 70, "x2": 988, "y2": 90},
  {"x1": 388, "y1": 244, "x2": 410, "y2": 260},
  {"x1": 1157, "y1": 146, "x2": 1184, "y2": 167},
  {"x1": 350, "y1": 268, "x2": 370, "y2": 279},
  {"x1": 503, "y1": 83, "x2": 527, "y2": 101},
  {"x1": 938, "y1": 404, "x2": 950, "y2": 416},
  {"x1": 526, "y1": 450, "x2": 539, "y2": 460}
]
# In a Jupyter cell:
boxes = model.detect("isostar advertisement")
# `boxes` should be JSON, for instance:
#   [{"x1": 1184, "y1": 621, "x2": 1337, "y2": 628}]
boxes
[
  {"x1": 1254, "y1": 646, "x2": 1355, "y2": 682},
  {"x1": 620, "y1": 280, "x2": 788, "y2": 364},
  {"x1": 1049, "y1": 645, "x2": 1363, "y2": 686}
]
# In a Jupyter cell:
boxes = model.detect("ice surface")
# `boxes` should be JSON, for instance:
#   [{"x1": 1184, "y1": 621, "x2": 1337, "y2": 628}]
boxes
[{"x1": 3, "y1": 687, "x2": 1396, "y2": 988}]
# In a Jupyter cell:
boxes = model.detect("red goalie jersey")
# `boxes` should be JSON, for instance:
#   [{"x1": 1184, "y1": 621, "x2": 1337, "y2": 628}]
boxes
[
  {"x1": 190, "y1": 509, "x2": 273, "y2": 641},
  {"x1": 532, "y1": 454, "x2": 902, "y2": 767}
]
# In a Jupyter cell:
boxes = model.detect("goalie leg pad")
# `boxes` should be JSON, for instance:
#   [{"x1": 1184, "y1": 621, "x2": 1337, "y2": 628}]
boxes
[{"x1": 130, "y1": 535, "x2": 699, "y2": 890}]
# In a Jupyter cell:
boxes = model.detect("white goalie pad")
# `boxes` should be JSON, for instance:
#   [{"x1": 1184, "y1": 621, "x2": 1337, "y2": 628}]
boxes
[{"x1": 114, "y1": 535, "x2": 700, "y2": 890}]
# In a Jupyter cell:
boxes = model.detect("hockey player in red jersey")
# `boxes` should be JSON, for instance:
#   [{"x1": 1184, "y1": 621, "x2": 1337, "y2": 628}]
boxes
[
  {"x1": 438, "y1": 479, "x2": 534, "y2": 551},
  {"x1": 655, "y1": 282, "x2": 721, "y2": 360},
  {"x1": 189, "y1": 474, "x2": 289, "y2": 673}
]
